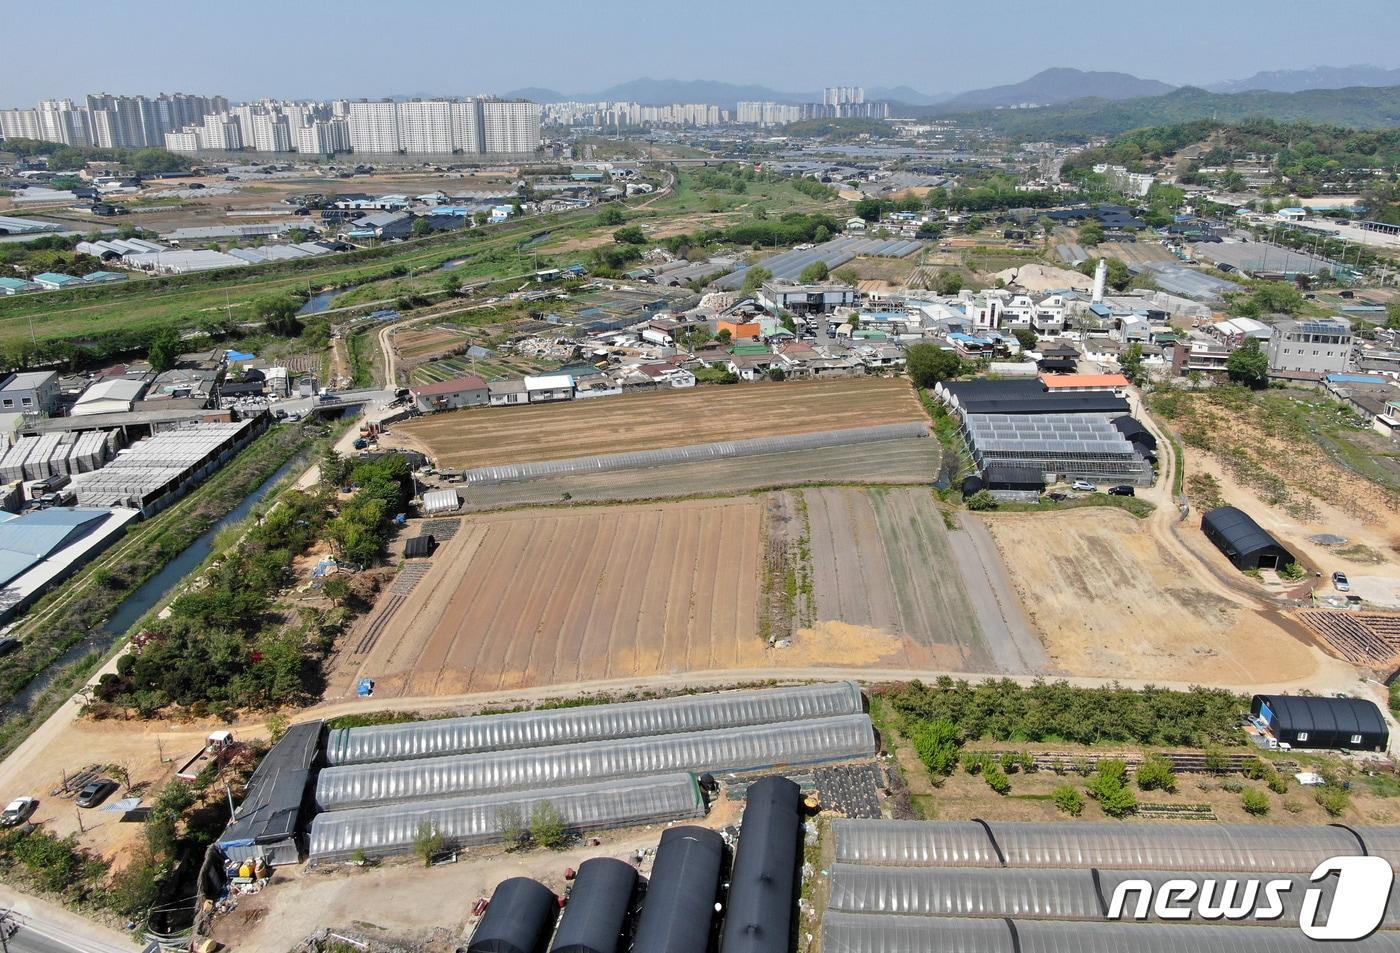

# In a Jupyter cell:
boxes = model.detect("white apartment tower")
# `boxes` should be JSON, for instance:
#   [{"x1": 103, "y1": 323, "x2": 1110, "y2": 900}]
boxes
[
  {"x1": 480, "y1": 100, "x2": 541, "y2": 154},
  {"x1": 347, "y1": 101, "x2": 402, "y2": 153},
  {"x1": 397, "y1": 100, "x2": 456, "y2": 153}
]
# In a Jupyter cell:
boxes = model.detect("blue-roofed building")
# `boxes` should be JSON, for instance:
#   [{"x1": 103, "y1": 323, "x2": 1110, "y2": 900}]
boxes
[
  {"x1": 0, "y1": 277, "x2": 40, "y2": 295},
  {"x1": 82, "y1": 271, "x2": 127, "y2": 284},
  {"x1": 32, "y1": 272, "x2": 84, "y2": 290},
  {"x1": 0, "y1": 506, "x2": 141, "y2": 623}
]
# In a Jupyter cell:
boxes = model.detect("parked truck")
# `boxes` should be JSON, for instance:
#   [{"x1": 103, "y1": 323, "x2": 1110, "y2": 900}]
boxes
[{"x1": 175, "y1": 730, "x2": 238, "y2": 782}]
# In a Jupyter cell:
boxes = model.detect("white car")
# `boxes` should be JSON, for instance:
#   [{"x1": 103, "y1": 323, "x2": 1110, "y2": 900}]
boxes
[
  {"x1": 1071, "y1": 480, "x2": 1097, "y2": 492},
  {"x1": 1, "y1": 797, "x2": 37, "y2": 827}
]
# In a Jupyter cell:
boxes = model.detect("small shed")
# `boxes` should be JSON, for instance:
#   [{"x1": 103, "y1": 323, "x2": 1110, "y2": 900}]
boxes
[
  {"x1": 1111, "y1": 415, "x2": 1157, "y2": 452},
  {"x1": 422, "y1": 488, "x2": 461, "y2": 515},
  {"x1": 404, "y1": 534, "x2": 436, "y2": 559},
  {"x1": 982, "y1": 465, "x2": 1047, "y2": 493},
  {"x1": 469, "y1": 878, "x2": 558, "y2": 953},
  {"x1": 1201, "y1": 506, "x2": 1294, "y2": 571},
  {"x1": 1251, "y1": 694, "x2": 1388, "y2": 751}
]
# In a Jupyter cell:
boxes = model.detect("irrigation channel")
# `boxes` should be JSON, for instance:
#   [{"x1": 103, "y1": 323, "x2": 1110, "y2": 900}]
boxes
[
  {"x1": 0, "y1": 453, "x2": 307, "y2": 718},
  {"x1": 298, "y1": 287, "x2": 352, "y2": 314}
]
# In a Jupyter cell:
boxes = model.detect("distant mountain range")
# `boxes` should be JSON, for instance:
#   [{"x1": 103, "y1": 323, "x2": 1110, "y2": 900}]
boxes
[
  {"x1": 935, "y1": 68, "x2": 1175, "y2": 110},
  {"x1": 1207, "y1": 65, "x2": 1400, "y2": 94}
]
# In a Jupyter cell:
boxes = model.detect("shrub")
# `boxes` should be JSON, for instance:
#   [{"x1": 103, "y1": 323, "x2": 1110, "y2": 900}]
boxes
[
  {"x1": 910, "y1": 718, "x2": 962, "y2": 777},
  {"x1": 960, "y1": 751, "x2": 987, "y2": 775},
  {"x1": 413, "y1": 820, "x2": 444, "y2": 866},
  {"x1": 1136, "y1": 755, "x2": 1177, "y2": 793},
  {"x1": 1220, "y1": 778, "x2": 1245, "y2": 793},
  {"x1": 1316, "y1": 784, "x2": 1350, "y2": 817},
  {"x1": 1240, "y1": 758, "x2": 1267, "y2": 780},
  {"x1": 1267, "y1": 771, "x2": 1289, "y2": 795},
  {"x1": 530, "y1": 801, "x2": 568, "y2": 849},
  {"x1": 1202, "y1": 744, "x2": 1229, "y2": 774},
  {"x1": 1087, "y1": 759, "x2": 1138, "y2": 818},
  {"x1": 999, "y1": 751, "x2": 1036, "y2": 774},
  {"x1": 1053, "y1": 784, "x2": 1085, "y2": 817},
  {"x1": 1283, "y1": 799, "x2": 1304, "y2": 814},
  {"x1": 1241, "y1": 788, "x2": 1271, "y2": 816},
  {"x1": 496, "y1": 804, "x2": 526, "y2": 848},
  {"x1": 983, "y1": 764, "x2": 1011, "y2": 795},
  {"x1": 965, "y1": 491, "x2": 998, "y2": 512}
]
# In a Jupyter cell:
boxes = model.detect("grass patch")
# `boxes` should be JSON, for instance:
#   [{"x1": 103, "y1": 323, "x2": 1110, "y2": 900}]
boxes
[{"x1": 990, "y1": 493, "x2": 1155, "y2": 518}]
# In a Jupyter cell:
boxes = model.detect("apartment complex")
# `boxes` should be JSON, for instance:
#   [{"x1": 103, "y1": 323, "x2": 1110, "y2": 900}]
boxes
[
  {"x1": 1, "y1": 92, "x2": 226, "y2": 148},
  {"x1": 4, "y1": 92, "x2": 539, "y2": 158},
  {"x1": 543, "y1": 101, "x2": 730, "y2": 127},
  {"x1": 736, "y1": 99, "x2": 890, "y2": 127}
]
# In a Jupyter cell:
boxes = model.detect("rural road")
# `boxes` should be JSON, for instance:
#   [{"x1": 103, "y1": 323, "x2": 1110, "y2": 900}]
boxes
[{"x1": 0, "y1": 885, "x2": 137, "y2": 953}]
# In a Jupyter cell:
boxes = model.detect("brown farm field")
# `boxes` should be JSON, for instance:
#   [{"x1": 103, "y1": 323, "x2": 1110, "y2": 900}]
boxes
[
  {"x1": 328, "y1": 486, "x2": 1044, "y2": 700},
  {"x1": 982, "y1": 508, "x2": 1329, "y2": 685},
  {"x1": 389, "y1": 377, "x2": 925, "y2": 470}
]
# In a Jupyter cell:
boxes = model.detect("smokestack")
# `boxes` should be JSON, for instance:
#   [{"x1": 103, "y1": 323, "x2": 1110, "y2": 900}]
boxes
[{"x1": 1091, "y1": 258, "x2": 1107, "y2": 304}]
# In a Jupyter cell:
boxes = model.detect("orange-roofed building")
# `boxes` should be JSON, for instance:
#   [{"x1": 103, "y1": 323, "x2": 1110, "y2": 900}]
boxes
[
  {"x1": 1039, "y1": 373, "x2": 1130, "y2": 394},
  {"x1": 718, "y1": 319, "x2": 761, "y2": 341}
]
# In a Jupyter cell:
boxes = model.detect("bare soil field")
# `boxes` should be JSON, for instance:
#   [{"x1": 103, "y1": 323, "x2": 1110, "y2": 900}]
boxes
[
  {"x1": 787, "y1": 487, "x2": 1043, "y2": 673},
  {"x1": 332, "y1": 498, "x2": 767, "y2": 697},
  {"x1": 389, "y1": 377, "x2": 926, "y2": 471},
  {"x1": 457, "y1": 438, "x2": 939, "y2": 510},
  {"x1": 983, "y1": 508, "x2": 1326, "y2": 684}
]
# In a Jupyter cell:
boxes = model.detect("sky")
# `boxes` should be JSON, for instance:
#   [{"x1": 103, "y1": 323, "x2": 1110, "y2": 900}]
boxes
[{"x1": 8, "y1": 0, "x2": 1400, "y2": 105}]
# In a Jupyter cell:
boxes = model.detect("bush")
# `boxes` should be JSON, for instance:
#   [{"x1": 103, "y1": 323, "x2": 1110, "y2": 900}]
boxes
[
  {"x1": 1241, "y1": 788, "x2": 1271, "y2": 815},
  {"x1": 413, "y1": 820, "x2": 444, "y2": 866},
  {"x1": 1053, "y1": 784, "x2": 1085, "y2": 816},
  {"x1": 496, "y1": 804, "x2": 526, "y2": 848},
  {"x1": 965, "y1": 491, "x2": 998, "y2": 512},
  {"x1": 1087, "y1": 759, "x2": 1138, "y2": 818},
  {"x1": 983, "y1": 764, "x2": 1011, "y2": 795},
  {"x1": 1267, "y1": 772, "x2": 1289, "y2": 795},
  {"x1": 910, "y1": 718, "x2": 962, "y2": 777},
  {"x1": 530, "y1": 801, "x2": 568, "y2": 849},
  {"x1": 1316, "y1": 784, "x2": 1350, "y2": 817},
  {"x1": 1136, "y1": 755, "x2": 1177, "y2": 793},
  {"x1": 999, "y1": 751, "x2": 1035, "y2": 774},
  {"x1": 960, "y1": 751, "x2": 987, "y2": 775}
]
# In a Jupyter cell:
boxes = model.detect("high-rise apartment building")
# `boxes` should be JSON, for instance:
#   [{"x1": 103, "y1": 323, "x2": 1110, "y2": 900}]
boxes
[
  {"x1": 397, "y1": 100, "x2": 456, "y2": 153},
  {"x1": 479, "y1": 100, "x2": 541, "y2": 154},
  {"x1": 823, "y1": 86, "x2": 864, "y2": 106},
  {"x1": 346, "y1": 100, "x2": 402, "y2": 154}
]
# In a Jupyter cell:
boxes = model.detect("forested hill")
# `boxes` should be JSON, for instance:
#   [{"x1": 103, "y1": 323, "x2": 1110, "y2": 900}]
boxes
[{"x1": 944, "y1": 85, "x2": 1400, "y2": 140}]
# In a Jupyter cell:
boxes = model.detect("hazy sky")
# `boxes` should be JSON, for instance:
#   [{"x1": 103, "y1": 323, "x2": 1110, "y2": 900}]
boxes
[{"x1": 8, "y1": 0, "x2": 1400, "y2": 104}]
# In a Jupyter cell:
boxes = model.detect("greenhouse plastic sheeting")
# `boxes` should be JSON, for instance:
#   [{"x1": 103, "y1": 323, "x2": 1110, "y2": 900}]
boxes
[
  {"x1": 832, "y1": 820, "x2": 1366, "y2": 872},
  {"x1": 459, "y1": 424, "x2": 928, "y2": 486},
  {"x1": 1357, "y1": 827, "x2": 1400, "y2": 871},
  {"x1": 324, "y1": 681, "x2": 864, "y2": 766},
  {"x1": 821, "y1": 914, "x2": 1400, "y2": 953},
  {"x1": 307, "y1": 773, "x2": 703, "y2": 863},
  {"x1": 826, "y1": 865, "x2": 1400, "y2": 929},
  {"x1": 315, "y1": 714, "x2": 875, "y2": 810},
  {"x1": 834, "y1": 820, "x2": 1001, "y2": 868}
]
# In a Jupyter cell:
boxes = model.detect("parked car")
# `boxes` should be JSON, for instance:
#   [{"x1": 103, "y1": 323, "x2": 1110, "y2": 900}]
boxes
[
  {"x1": 1071, "y1": 480, "x2": 1097, "y2": 492},
  {"x1": 1107, "y1": 485, "x2": 1135, "y2": 497},
  {"x1": 1332, "y1": 571, "x2": 1350, "y2": 592},
  {"x1": 1, "y1": 797, "x2": 37, "y2": 826},
  {"x1": 76, "y1": 779, "x2": 118, "y2": 809}
]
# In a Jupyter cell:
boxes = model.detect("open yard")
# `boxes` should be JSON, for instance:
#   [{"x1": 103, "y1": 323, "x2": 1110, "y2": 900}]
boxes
[
  {"x1": 390, "y1": 377, "x2": 927, "y2": 470},
  {"x1": 982, "y1": 508, "x2": 1329, "y2": 685}
]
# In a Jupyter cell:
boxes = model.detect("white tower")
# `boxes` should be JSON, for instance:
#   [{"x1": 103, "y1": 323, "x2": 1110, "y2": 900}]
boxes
[{"x1": 1091, "y1": 258, "x2": 1107, "y2": 304}]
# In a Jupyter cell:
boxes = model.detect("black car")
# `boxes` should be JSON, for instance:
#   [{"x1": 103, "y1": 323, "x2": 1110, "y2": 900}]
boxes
[
  {"x1": 76, "y1": 779, "x2": 118, "y2": 809},
  {"x1": 1108, "y1": 485, "x2": 1135, "y2": 496}
]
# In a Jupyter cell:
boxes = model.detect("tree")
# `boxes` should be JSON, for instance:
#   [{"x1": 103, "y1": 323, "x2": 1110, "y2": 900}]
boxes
[
  {"x1": 1120, "y1": 342, "x2": 1145, "y2": 385},
  {"x1": 833, "y1": 267, "x2": 859, "y2": 286},
  {"x1": 1383, "y1": 300, "x2": 1400, "y2": 331},
  {"x1": 965, "y1": 490, "x2": 998, "y2": 512},
  {"x1": 741, "y1": 266, "x2": 773, "y2": 296},
  {"x1": 799, "y1": 261, "x2": 830, "y2": 284},
  {"x1": 613, "y1": 225, "x2": 645, "y2": 245},
  {"x1": 412, "y1": 218, "x2": 432, "y2": 237},
  {"x1": 1079, "y1": 221, "x2": 1105, "y2": 246},
  {"x1": 715, "y1": 328, "x2": 733, "y2": 345},
  {"x1": 265, "y1": 712, "x2": 290, "y2": 744},
  {"x1": 147, "y1": 327, "x2": 181, "y2": 372},
  {"x1": 813, "y1": 225, "x2": 832, "y2": 243},
  {"x1": 1011, "y1": 327, "x2": 1037, "y2": 351},
  {"x1": 905, "y1": 343, "x2": 963, "y2": 388},
  {"x1": 1087, "y1": 759, "x2": 1138, "y2": 817},
  {"x1": 1226, "y1": 338, "x2": 1270, "y2": 388},
  {"x1": 529, "y1": 801, "x2": 568, "y2": 849},
  {"x1": 322, "y1": 576, "x2": 351, "y2": 607},
  {"x1": 473, "y1": 211, "x2": 489, "y2": 227},
  {"x1": 413, "y1": 820, "x2": 445, "y2": 866},
  {"x1": 496, "y1": 804, "x2": 526, "y2": 848},
  {"x1": 254, "y1": 296, "x2": 302, "y2": 337},
  {"x1": 932, "y1": 269, "x2": 964, "y2": 296},
  {"x1": 596, "y1": 205, "x2": 625, "y2": 227}
]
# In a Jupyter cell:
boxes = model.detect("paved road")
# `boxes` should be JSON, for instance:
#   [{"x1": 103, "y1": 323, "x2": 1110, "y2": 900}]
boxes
[{"x1": 0, "y1": 888, "x2": 138, "y2": 953}]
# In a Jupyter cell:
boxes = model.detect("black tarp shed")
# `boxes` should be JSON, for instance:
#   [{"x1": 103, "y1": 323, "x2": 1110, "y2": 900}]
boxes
[
  {"x1": 217, "y1": 719, "x2": 322, "y2": 864},
  {"x1": 1251, "y1": 694, "x2": 1389, "y2": 752},
  {"x1": 1111, "y1": 415, "x2": 1157, "y2": 452},
  {"x1": 404, "y1": 534, "x2": 436, "y2": 558},
  {"x1": 632, "y1": 825, "x2": 725, "y2": 953},
  {"x1": 470, "y1": 878, "x2": 559, "y2": 953},
  {"x1": 719, "y1": 776, "x2": 802, "y2": 953},
  {"x1": 1201, "y1": 506, "x2": 1293, "y2": 570},
  {"x1": 551, "y1": 857, "x2": 639, "y2": 953}
]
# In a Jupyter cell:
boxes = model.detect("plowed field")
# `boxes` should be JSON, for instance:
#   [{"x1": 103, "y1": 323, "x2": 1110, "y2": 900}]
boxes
[
  {"x1": 390, "y1": 377, "x2": 925, "y2": 470},
  {"x1": 340, "y1": 498, "x2": 766, "y2": 696}
]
